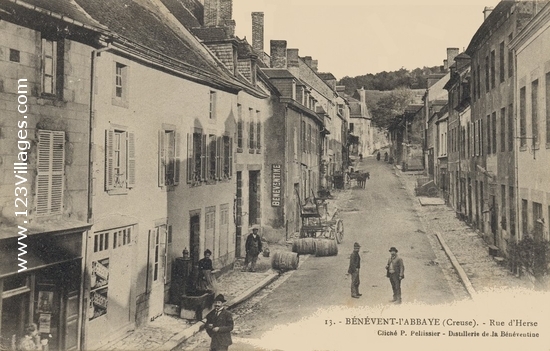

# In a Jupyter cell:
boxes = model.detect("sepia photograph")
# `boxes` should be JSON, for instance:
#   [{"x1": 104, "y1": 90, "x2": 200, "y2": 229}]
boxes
[{"x1": 0, "y1": 0, "x2": 549, "y2": 350}]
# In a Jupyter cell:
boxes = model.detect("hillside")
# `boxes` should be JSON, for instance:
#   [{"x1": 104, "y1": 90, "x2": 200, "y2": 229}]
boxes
[{"x1": 338, "y1": 66, "x2": 443, "y2": 95}]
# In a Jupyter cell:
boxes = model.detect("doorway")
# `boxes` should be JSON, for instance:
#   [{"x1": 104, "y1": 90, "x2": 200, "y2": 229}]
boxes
[{"x1": 248, "y1": 171, "x2": 260, "y2": 226}]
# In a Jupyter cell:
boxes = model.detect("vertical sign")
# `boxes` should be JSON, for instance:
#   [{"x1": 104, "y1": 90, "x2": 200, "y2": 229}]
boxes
[{"x1": 271, "y1": 164, "x2": 282, "y2": 207}]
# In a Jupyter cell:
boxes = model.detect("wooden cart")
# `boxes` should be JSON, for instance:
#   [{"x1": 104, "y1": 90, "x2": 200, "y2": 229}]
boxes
[{"x1": 299, "y1": 191, "x2": 344, "y2": 243}]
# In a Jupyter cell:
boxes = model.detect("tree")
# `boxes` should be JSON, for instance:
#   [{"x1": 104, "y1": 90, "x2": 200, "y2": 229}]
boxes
[{"x1": 370, "y1": 87, "x2": 415, "y2": 130}]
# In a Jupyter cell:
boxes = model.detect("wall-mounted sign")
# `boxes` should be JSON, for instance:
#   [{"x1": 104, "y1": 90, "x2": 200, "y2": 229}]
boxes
[{"x1": 271, "y1": 164, "x2": 282, "y2": 207}]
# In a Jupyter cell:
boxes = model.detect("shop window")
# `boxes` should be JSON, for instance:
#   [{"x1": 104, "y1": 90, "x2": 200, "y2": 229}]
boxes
[
  {"x1": 36, "y1": 130, "x2": 64, "y2": 215},
  {"x1": 105, "y1": 128, "x2": 135, "y2": 192},
  {"x1": 89, "y1": 258, "x2": 109, "y2": 320}
]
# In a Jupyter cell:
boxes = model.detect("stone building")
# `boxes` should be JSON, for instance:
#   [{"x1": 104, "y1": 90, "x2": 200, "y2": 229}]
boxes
[
  {"x1": 510, "y1": 2, "x2": 550, "y2": 247},
  {"x1": 465, "y1": 1, "x2": 545, "y2": 254},
  {"x1": 0, "y1": 0, "x2": 105, "y2": 349}
]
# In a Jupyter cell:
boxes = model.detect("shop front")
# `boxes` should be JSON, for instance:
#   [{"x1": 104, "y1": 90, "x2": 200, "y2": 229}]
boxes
[{"x1": 0, "y1": 224, "x2": 88, "y2": 351}]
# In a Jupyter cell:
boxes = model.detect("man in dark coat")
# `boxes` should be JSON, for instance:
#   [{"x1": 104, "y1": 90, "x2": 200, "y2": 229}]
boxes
[
  {"x1": 205, "y1": 294, "x2": 234, "y2": 351},
  {"x1": 347, "y1": 242, "x2": 362, "y2": 298},
  {"x1": 385, "y1": 247, "x2": 405, "y2": 304},
  {"x1": 242, "y1": 225, "x2": 262, "y2": 272}
]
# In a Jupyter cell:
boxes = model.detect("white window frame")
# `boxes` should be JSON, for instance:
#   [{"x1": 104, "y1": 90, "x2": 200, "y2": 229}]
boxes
[
  {"x1": 159, "y1": 128, "x2": 181, "y2": 187},
  {"x1": 41, "y1": 38, "x2": 57, "y2": 95},
  {"x1": 105, "y1": 127, "x2": 135, "y2": 193}
]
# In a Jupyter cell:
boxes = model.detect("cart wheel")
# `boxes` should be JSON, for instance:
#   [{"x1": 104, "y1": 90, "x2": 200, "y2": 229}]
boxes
[{"x1": 335, "y1": 219, "x2": 344, "y2": 244}]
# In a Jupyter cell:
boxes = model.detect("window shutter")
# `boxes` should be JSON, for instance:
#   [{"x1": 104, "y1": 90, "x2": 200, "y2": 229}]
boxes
[
  {"x1": 147, "y1": 229, "x2": 155, "y2": 293},
  {"x1": 216, "y1": 136, "x2": 222, "y2": 180},
  {"x1": 50, "y1": 131, "x2": 64, "y2": 213},
  {"x1": 158, "y1": 130, "x2": 165, "y2": 187},
  {"x1": 105, "y1": 129, "x2": 114, "y2": 190},
  {"x1": 36, "y1": 131, "x2": 51, "y2": 214},
  {"x1": 174, "y1": 131, "x2": 181, "y2": 185},
  {"x1": 187, "y1": 133, "x2": 193, "y2": 183},
  {"x1": 229, "y1": 137, "x2": 233, "y2": 178},
  {"x1": 127, "y1": 131, "x2": 136, "y2": 188},
  {"x1": 201, "y1": 134, "x2": 207, "y2": 181},
  {"x1": 165, "y1": 225, "x2": 172, "y2": 284},
  {"x1": 257, "y1": 121, "x2": 261, "y2": 149}
]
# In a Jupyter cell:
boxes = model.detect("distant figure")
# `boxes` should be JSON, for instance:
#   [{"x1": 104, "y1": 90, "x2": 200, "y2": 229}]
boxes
[
  {"x1": 18, "y1": 323, "x2": 47, "y2": 351},
  {"x1": 385, "y1": 247, "x2": 405, "y2": 304},
  {"x1": 242, "y1": 225, "x2": 262, "y2": 272},
  {"x1": 347, "y1": 242, "x2": 362, "y2": 298},
  {"x1": 359, "y1": 153, "x2": 363, "y2": 161},
  {"x1": 384, "y1": 152, "x2": 388, "y2": 162},
  {"x1": 376, "y1": 152, "x2": 381, "y2": 161},
  {"x1": 205, "y1": 294, "x2": 234, "y2": 351}
]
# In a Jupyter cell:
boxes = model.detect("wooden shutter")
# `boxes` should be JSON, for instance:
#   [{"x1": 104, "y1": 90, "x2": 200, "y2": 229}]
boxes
[
  {"x1": 257, "y1": 121, "x2": 261, "y2": 150},
  {"x1": 229, "y1": 137, "x2": 233, "y2": 178},
  {"x1": 201, "y1": 134, "x2": 207, "y2": 181},
  {"x1": 164, "y1": 225, "x2": 172, "y2": 284},
  {"x1": 216, "y1": 136, "x2": 222, "y2": 180},
  {"x1": 158, "y1": 130, "x2": 165, "y2": 187},
  {"x1": 36, "y1": 131, "x2": 51, "y2": 215},
  {"x1": 187, "y1": 133, "x2": 193, "y2": 183},
  {"x1": 174, "y1": 131, "x2": 181, "y2": 185},
  {"x1": 50, "y1": 131, "x2": 64, "y2": 213},
  {"x1": 105, "y1": 129, "x2": 114, "y2": 190},
  {"x1": 127, "y1": 131, "x2": 136, "y2": 188},
  {"x1": 147, "y1": 229, "x2": 155, "y2": 293}
]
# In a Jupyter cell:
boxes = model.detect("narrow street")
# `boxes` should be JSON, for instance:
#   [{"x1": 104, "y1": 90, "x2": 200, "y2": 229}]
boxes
[{"x1": 182, "y1": 156, "x2": 462, "y2": 350}]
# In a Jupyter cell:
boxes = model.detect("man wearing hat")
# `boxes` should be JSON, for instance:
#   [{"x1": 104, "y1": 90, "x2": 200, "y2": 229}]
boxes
[
  {"x1": 242, "y1": 225, "x2": 262, "y2": 272},
  {"x1": 347, "y1": 242, "x2": 362, "y2": 298},
  {"x1": 385, "y1": 247, "x2": 405, "y2": 304},
  {"x1": 205, "y1": 294, "x2": 234, "y2": 351}
]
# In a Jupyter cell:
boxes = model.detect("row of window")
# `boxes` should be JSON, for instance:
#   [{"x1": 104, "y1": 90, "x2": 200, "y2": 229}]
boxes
[
  {"x1": 236, "y1": 105, "x2": 261, "y2": 151},
  {"x1": 445, "y1": 104, "x2": 516, "y2": 159},
  {"x1": 519, "y1": 73, "x2": 550, "y2": 148},
  {"x1": 472, "y1": 33, "x2": 514, "y2": 101},
  {"x1": 93, "y1": 227, "x2": 132, "y2": 253}
]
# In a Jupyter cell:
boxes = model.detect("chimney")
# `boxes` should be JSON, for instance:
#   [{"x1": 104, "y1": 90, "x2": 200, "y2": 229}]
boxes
[
  {"x1": 270, "y1": 40, "x2": 287, "y2": 68},
  {"x1": 311, "y1": 59, "x2": 318, "y2": 72},
  {"x1": 287, "y1": 49, "x2": 299, "y2": 68},
  {"x1": 204, "y1": 0, "x2": 233, "y2": 28},
  {"x1": 443, "y1": 59, "x2": 448, "y2": 70},
  {"x1": 483, "y1": 6, "x2": 494, "y2": 21},
  {"x1": 251, "y1": 12, "x2": 264, "y2": 55},
  {"x1": 447, "y1": 48, "x2": 459, "y2": 68},
  {"x1": 303, "y1": 56, "x2": 312, "y2": 68},
  {"x1": 220, "y1": 0, "x2": 232, "y2": 22},
  {"x1": 359, "y1": 87, "x2": 366, "y2": 104}
]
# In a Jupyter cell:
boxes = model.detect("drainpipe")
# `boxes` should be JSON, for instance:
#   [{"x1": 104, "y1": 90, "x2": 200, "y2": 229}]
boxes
[{"x1": 82, "y1": 42, "x2": 112, "y2": 351}]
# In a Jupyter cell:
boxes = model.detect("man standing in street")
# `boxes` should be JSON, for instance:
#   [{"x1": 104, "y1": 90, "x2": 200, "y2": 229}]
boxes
[
  {"x1": 242, "y1": 225, "x2": 262, "y2": 272},
  {"x1": 386, "y1": 247, "x2": 405, "y2": 304},
  {"x1": 347, "y1": 242, "x2": 362, "y2": 298},
  {"x1": 205, "y1": 294, "x2": 234, "y2": 351}
]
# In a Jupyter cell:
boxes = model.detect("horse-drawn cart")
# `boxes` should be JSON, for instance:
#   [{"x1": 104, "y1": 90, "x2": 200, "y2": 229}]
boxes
[{"x1": 299, "y1": 192, "x2": 344, "y2": 244}]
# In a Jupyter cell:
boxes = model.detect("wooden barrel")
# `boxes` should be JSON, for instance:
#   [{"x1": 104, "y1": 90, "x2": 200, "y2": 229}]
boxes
[
  {"x1": 315, "y1": 239, "x2": 338, "y2": 257},
  {"x1": 271, "y1": 251, "x2": 299, "y2": 271},
  {"x1": 292, "y1": 238, "x2": 317, "y2": 254}
]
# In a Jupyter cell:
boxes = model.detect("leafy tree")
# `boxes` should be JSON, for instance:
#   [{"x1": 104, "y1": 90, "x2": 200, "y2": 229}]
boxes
[{"x1": 370, "y1": 87, "x2": 415, "y2": 130}]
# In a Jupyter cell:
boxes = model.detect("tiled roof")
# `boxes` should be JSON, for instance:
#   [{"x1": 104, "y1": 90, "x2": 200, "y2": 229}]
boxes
[
  {"x1": 262, "y1": 69, "x2": 297, "y2": 79},
  {"x1": 318, "y1": 72, "x2": 336, "y2": 80},
  {"x1": 74, "y1": 0, "x2": 219, "y2": 73},
  {"x1": 192, "y1": 26, "x2": 232, "y2": 41},
  {"x1": 10, "y1": 0, "x2": 106, "y2": 29},
  {"x1": 160, "y1": 0, "x2": 202, "y2": 28}
]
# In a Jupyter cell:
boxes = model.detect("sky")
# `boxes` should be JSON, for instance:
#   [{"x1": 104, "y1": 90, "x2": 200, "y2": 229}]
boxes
[{"x1": 232, "y1": 0, "x2": 502, "y2": 79}]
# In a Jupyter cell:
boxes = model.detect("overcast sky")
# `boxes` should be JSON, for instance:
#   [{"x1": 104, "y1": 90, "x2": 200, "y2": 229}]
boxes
[{"x1": 232, "y1": 0, "x2": 502, "y2": 79}]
